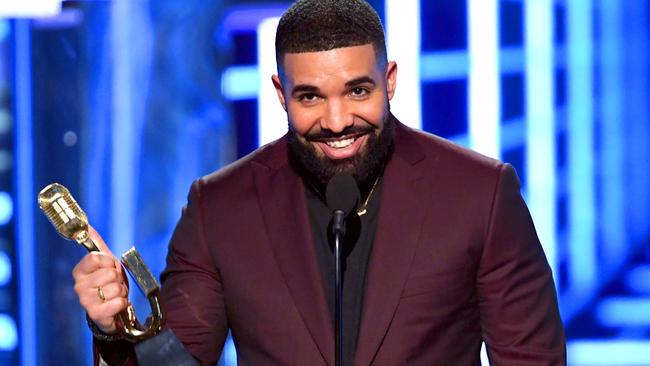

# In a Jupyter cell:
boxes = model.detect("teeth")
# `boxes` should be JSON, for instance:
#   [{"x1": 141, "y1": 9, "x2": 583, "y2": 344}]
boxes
[{"x1": 326, "y1": 137, "x2": 355, "y2": 149}]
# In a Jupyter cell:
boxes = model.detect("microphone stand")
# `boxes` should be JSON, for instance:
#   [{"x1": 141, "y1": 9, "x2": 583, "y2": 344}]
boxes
[{"x1": 332, "y1": 209, "x2": 345, "y2": 366}]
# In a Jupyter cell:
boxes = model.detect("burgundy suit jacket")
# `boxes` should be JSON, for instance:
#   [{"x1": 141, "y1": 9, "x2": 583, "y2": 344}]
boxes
[{"x1": 99, "y1": 120, "x2": 566, "y2": 365}]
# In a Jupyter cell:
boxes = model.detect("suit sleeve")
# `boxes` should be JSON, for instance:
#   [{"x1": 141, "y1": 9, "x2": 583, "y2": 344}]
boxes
[
  {"x1": 92, "y1": 179, "x2": 227, "y2": 365},
  {"x1": 477, "y1": 164, "x2": 566, "y2": 365},
  {"x1": 159, "y1": 178, "x2": 229, "y2": 365}
]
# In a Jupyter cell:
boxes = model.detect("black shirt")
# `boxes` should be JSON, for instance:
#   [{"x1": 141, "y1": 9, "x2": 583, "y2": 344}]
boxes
[{"x1": 304, "y1": 179, "x2": 382, "y2": 366}]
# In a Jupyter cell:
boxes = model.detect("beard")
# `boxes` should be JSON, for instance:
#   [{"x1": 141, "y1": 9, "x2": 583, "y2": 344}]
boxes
[{"x1": 287, "y1": 113, "x2": 395, "y2": 191}]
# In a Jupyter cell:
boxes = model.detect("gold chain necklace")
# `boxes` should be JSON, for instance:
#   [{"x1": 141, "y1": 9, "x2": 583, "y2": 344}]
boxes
[{"x1": 356, "y1": 175, "x2": 380, "y2": 217}]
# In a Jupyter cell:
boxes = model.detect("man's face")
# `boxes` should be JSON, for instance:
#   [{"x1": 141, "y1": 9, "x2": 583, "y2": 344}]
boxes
[{"x1": 272, "y1": 44, "x2": 397, "y2": 186}]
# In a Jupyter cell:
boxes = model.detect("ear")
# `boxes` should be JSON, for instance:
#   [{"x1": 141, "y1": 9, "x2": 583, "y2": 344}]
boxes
[
  {"x1": 272, "y1": 74, "x2": 287, "y2": 111},
  {"x1": 385, "y1": 61, "x2": 397, "y2": 101}
]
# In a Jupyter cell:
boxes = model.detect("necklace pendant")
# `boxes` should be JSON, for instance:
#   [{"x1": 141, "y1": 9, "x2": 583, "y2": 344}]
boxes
[{"x1": 356, "y1": 207, "x2": 367, "y2": 216}]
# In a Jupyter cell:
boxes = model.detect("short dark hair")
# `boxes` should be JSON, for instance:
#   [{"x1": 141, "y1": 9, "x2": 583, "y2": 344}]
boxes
[{"x1": 275, "y1": 0, "x2": 387, "y2": 73}]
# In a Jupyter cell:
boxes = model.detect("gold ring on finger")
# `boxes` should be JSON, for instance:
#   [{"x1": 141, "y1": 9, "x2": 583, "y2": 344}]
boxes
[{"x1": 97, "y1": 286, "x2": 106, "y2": 302}]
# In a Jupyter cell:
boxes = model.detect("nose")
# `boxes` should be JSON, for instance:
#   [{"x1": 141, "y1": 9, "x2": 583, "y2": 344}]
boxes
[{"x1": 321, "y1": 99, "x2": 353, "y2": 133}]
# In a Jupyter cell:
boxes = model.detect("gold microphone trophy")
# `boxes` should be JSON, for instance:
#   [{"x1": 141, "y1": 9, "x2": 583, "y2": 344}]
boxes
[{"x1": 38, "y1": 183, "x2": 198, "y2": 365}]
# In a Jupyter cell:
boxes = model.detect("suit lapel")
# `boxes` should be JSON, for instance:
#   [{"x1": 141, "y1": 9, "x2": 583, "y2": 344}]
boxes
[
  {"x1": 253, "y1": 140, "x2": 334, "y2": 366},
  {"x1": 354, "y1": 122, "x2": 427, "y2": 366}
]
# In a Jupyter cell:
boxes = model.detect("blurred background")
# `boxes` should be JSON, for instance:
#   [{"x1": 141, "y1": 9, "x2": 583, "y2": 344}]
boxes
[{"x1": 0, "y1": 0, "x2": 648, "y2": 365}]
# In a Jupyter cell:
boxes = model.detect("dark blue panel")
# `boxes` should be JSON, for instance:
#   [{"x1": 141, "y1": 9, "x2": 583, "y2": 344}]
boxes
[
  {"x1": 234, "y1": 99, "x2": 259, "y2": 157},
  {"x1": 421, "y1": 79, "x2": 467, "y2": 138},
  {"x1": 554, "y1": 3, "x2": 565, "y2": 44},
  {"x1": 564, "y1": 303, "x2": 619, "y2": 339},
  {"x1": 366, "y1": 0, "x2": 385, "y2": 23},
  {"x1": 500, "y1": 1, "x2": 523, "y2": 47},
  {"x1": 501, "y1": 73, "x2": 525, "y2": 120},
  {"x1": 233, "y1": 31, "x2": 257, "y2": 65},
  {"x1": 420, "y1": 1, "x2": 467, "y2": 51}
]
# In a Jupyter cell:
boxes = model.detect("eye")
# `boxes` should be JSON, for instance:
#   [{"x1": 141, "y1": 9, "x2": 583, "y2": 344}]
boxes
[
  {"x1": 350, "y1": 87, "x2": 369, "y2": 97},
  {"x1": 298, "y1": 93, "x2": 319, "y2": 104}
]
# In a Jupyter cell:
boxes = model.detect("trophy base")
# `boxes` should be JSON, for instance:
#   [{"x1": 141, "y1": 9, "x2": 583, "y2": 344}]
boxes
[{"x1": 135, "y1": 329, "x2": 198, "y2": 366}]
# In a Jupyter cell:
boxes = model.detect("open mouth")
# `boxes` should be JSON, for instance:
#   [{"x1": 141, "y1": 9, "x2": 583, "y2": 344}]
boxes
[
  {"x1": 321, "y1": 133, "x2": 364, "y2": 149},
  {"x1": 312, "y1": 132, "x2": 369, "y2": 160}
]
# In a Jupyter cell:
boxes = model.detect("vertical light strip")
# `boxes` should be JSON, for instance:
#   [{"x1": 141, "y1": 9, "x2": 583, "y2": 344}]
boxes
[
  {"x1": 257, "y1": 17, "x2": 285, "y2": 147},
  {"x1": 567, "y1": 0, "x2": 596, "y2": 293},
  {"x1": 14, "y1": 19, "x2": 37, "y2": 366},
  {"x1": 468, "y1": 0, "x2": 501, "y2": 158},
  {"x1": 524, "y1": 0, "x2": 557, "y2": 282},
  {"x1": 624, "y1": 0, "x2": 650, "y2": 241},
  {"x1": 110, "y1": 0, "x2": 135, "y2": 255},
  {"x1": 598, "y1": 0, "x2": 624, "y2": 267},
  {"x1": 385, "y1": 0, "x2": 421, "y2": 130}
]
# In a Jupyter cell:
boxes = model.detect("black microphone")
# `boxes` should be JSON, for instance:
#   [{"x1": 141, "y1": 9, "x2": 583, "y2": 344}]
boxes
[
  {"x1": 325, "y1": 173, "x2": 359, "y2": 366},
  {"x1": 326, "y1": 173, "x2": 360, "y2": 236}
]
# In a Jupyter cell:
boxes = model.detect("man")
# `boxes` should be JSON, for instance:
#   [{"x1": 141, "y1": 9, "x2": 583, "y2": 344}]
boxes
[{"x1": 73, "y1": 0, "x2": 566, "y2": 364}]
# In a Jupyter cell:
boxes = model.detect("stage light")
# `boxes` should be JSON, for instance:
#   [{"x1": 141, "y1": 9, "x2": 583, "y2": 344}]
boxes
[
  {"x1": 524, "y1": 0, "x2": 557, "y2": 282},
  {"x1": 0, "y1": 20, "x2": 7, "y2": 41},
  {"x1": 0, "y1": 109, "x2": 10, "y2": 134},
  {"x1": 567, "y1": 0, "x2": 596, "y2": 295},
  {"x1": 385, "y1": 0, "x2": 421, "y2": 129},
  {"x1": 598, "y1": 0, "x2": 625, "y2": 268},
  {"x1": 0, "y1": 252, "x2": 10, "y2": 286},
  {"x1": 62, "y1": 130, "x2": 78, "y2": 147},
  {"x1": 0, "y1": 192, "x2": 12, "y2": 226},
  {"x1": 568, "y1": 340, "x2": 650, "y2": 365},
  {"x1": 15, "y1": 19, "x2": 37, "y2": 366},
  {"x1": 0, "y1": 314, "x2": 17, "y2": 351},
  {"x1": 468, "y1": 0, "x2": 500, "y2": 159},
  {"x1": 221, "y1": 66, "x2": 258, "y2": 100},
  {"x1": 420, "y1": 51, "x2": 468, "y2": 82},
  {"x1": 596, "y1": 297, "x2": 650, "y2": 327},
  {"x1": 0, "y1": 0, "x2": 62, "y2": 18},
  {"x1": 256, "y1": 17, "x2": 284, "y2": 147}
]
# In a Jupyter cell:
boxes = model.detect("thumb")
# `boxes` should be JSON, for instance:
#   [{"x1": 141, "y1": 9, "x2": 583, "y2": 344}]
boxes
[
  {"x1": 87, "y1": 224, "x2": 114, "y2": 255},
  {"x1": 87, "y1": 225, "x2": 124, "y2": 277}
]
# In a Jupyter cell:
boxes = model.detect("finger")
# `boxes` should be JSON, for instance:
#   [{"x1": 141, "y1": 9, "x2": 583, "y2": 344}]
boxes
[
  {"x1": 75, "y1": 271, "x2": 125, "y2": 308},
  {"x1": 88, "y1": 225, "x2": 124, "y2": 278},
  {"x1": 98, "y1": 282, "x2": 128, "y2": 302},
  {"x1": 72, "y1": 252, "x2": 119, "y2": 279},
  {"x1": 87, "y1": 297, "x2": 129, "y2": 333},
  {"x1": 88, "y1": 225, "x2": 114, "y2": 255},
  {"x1": 85, "y1": 267, "x2": 125, "y2": 288},
  {"x1": 77, "y1": 282, "x2": 128, "y2": 310}
]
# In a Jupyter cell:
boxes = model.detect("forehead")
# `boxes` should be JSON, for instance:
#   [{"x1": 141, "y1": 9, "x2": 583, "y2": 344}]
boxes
[{"x1": 281, "y1": 44, "x2": 380, "y2": 86}]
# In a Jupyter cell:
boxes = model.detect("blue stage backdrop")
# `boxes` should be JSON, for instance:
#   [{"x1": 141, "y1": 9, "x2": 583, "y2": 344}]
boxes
[{"x1": 1, "y1": 1, "x2": 649, "y2": 365}]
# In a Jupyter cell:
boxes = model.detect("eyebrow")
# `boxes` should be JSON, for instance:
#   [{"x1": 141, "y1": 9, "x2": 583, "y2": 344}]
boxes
[
  {"x1": 345, "y1": 76, "x2": 377, "y2": 88},
  {"x1": 291, "y1": 76, "x2": 378, "y2": 97},
  {"x1": 291, "y1": 84, "x2": 319, "y2": 97}
]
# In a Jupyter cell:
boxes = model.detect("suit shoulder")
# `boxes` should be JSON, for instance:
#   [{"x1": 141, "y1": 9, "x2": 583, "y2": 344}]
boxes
[
  {"x1": 405, "y1": 127, "x2": 506, "y2": 175},
  {"x1": 195, "y1": 136, "x2": 287, "y2": 194}
]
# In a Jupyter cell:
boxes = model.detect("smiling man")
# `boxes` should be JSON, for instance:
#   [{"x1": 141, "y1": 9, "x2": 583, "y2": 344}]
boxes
[
  {"x1": 77, "y1": 0, "x2": 566, "y2": 365},
  {"x1": 274, "y1": 28, "x2": 396, "y2": 192}
]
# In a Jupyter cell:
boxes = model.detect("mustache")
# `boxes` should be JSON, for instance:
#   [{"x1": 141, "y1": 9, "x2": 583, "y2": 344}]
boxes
[{"x1": 303, "y1": 125, "x2": 375, "y2": 141}]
